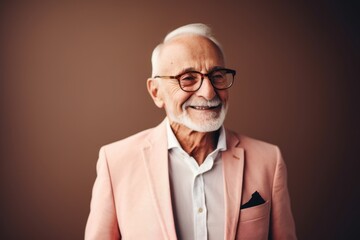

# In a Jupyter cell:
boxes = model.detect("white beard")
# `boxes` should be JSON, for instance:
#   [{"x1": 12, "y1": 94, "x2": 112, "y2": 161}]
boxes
[{"x1": 168, "y1": 96, "x2": 227, "y2": 132}]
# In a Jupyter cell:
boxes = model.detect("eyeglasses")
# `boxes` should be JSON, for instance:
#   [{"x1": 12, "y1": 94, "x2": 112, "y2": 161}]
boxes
[{"x1": 154, "y1": 68, "x2": 236, "y2": 92}]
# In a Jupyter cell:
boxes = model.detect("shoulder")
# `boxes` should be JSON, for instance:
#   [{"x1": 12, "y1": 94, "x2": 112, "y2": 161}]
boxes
[
  {"x1": 226, "y1": 128, "x2": 279, "y2": 153},
  {"x1": 240, "y1": 135, "x2": 279, "y2": 154},
  {"x1": 106, "y1": 128, "x2": 153, "y2": 149},
  {"x1": 226, "y1": 128, "x2": 282, "y2": 167},
  {"x1": 98, "y1": 120, "x2": 167, "y2": 163},
  {"x1": 100, "y1": 126, "x2": 156, "y2": 158}
]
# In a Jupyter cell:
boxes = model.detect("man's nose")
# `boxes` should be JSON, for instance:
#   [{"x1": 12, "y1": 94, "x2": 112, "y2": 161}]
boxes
[{"x1": 195, "y1": 76, "x2": 216, "y2": 100}]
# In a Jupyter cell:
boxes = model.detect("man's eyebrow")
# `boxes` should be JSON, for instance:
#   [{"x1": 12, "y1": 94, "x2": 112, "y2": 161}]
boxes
[
  {"x1": 209, "y1": 66, "x2": 225, "y2": 72},
  {"x1": 176, "y1": 67, "x2": 197, "y2": 75},
  {"x1": 177, "y1": 66, "x2": 224, "y2": 75}
]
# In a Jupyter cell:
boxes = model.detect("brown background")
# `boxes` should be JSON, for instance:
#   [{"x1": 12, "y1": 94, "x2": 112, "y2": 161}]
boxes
[{"x1": 1, "y1": 1, "x2": 359, "y2": 239}]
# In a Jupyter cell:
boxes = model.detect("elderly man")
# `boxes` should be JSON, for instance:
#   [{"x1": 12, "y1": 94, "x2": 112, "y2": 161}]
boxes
[{"x1": 85, "y1": 23, "x2": 296, "y2": 240}]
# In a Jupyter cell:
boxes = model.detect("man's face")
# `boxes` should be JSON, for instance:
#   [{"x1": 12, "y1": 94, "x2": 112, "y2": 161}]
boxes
[{"x1": 153, "y1": 35, "x2": 229, "y2": 132}]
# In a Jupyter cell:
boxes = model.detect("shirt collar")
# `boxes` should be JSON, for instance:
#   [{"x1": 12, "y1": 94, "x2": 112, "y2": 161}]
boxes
[{"x1": 166, "y1": 118, "x2": 227, "y2": 152}]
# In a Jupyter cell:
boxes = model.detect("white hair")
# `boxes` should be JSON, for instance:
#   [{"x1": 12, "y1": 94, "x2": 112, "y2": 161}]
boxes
[{"x1": 151, "y1": 23, "x2": 224, "y2": 77}]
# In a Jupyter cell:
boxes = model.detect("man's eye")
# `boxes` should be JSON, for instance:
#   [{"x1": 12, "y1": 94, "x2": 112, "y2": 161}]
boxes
[
  {"x1": 211, "y1": 71, "x2": 226, "y2": 79},
  {"x1": 213, "y1": 74, "x2": 224, "y2": 79},
  {"x1": 180, "y1": 74, "x2": 197, "y2": 81}
]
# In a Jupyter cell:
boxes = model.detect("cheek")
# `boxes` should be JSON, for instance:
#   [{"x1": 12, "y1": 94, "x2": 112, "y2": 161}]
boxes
[
  {"x1": 218, "y1": 90, "x2": 229, "y2": 103},
  {"x1": 163, "y1": 84, "x2": 192, "y2": 110}
]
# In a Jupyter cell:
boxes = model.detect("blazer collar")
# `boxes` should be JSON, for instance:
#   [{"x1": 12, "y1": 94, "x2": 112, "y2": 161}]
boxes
[
  {"x1": 223, "y1": 129, "x2": 245, "y2": 240},
  {"x1": 141, "y1": 119, "x2": 177, "y2": 240}
]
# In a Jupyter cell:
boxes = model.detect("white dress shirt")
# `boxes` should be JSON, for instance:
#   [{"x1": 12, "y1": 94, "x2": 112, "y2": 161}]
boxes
[{"x1": 166, "y1": 120, "x2": 227, "y2": 240}]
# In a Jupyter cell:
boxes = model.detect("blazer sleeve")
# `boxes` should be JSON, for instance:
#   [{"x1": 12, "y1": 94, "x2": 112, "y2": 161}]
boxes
[
  {"x1": 270, "y1": 147, "x2": 297, "y2": 240},
  {"x1": 85, "y1": 147, "x2": 121, "y2": 240}
]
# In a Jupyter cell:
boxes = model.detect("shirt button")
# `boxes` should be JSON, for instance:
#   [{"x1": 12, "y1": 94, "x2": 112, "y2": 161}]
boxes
[{"x1": 198, "y1": 207, "x2": 203, "y2": 213}]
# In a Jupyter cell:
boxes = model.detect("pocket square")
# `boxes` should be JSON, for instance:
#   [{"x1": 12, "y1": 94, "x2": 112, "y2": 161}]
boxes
[{"x1": 240, "y1": 191, "x2": 265, "y2": 209}]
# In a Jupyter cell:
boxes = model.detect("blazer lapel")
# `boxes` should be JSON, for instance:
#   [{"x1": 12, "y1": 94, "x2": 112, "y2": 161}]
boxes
[
  {"x1": 223, "y1": 130, "x2": 245, "y2": 240},
  {"x1": 142, "y1": 120, "x2": 177, "y2": 240}
]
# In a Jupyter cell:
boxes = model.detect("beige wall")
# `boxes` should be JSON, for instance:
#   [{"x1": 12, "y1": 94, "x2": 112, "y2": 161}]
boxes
[{"x1": 1, "y1": 1, "x2": 359, "y2": 239}]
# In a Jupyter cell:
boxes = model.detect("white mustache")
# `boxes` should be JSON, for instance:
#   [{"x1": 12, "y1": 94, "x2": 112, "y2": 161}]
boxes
[{"x1": 182, "y1": 96, "x2": 222, "y2": 109}]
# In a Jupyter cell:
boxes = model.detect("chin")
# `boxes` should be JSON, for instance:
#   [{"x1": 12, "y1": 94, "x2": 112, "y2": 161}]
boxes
[
  {"x1": 169, "y1": 105, "x2": 227, "y2": 132},
  {"x1": 184, "y1": 119, "x2": 223, "y2": 132}
]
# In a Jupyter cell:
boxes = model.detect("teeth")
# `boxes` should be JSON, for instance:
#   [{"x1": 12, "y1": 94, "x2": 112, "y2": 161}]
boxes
[
  {"x1": 192, "y1": 106, "x2": 218, "y2": 110},
  {"x1": 195, "y1": 106, "x2": 208, "y2": 110}
]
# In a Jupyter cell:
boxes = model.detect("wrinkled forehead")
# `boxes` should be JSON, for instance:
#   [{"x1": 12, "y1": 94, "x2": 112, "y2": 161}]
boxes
[{"x1": 157, "y1": 35, "x2": 225, "y2": 74}]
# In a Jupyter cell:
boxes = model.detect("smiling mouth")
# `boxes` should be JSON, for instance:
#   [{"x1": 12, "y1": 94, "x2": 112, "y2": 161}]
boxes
[{"x1": 189, "y1": 105, "x2": 221, "y2": 110}]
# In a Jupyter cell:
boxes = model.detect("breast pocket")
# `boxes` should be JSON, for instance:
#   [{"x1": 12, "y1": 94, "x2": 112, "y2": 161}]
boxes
[{"x1": 236, "y1": 200, "x2": 271, "y2": 240}]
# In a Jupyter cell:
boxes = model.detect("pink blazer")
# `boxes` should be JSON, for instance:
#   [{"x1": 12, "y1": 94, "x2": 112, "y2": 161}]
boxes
[{"x1": 85, "y1": 120, "x2": 296, "y2": 239}]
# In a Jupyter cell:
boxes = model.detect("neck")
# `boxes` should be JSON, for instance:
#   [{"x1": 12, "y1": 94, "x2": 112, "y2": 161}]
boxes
[{"x1": 170, "y1": 121, "x2": 220, "y2": 165}]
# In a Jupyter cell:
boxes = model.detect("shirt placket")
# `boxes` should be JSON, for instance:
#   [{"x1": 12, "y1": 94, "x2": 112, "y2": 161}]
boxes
[
  {"x1": 193, "y1": 173, "x2": 207, "y2": 240},
  {"x1": 191, "y1": 155, "x2": 215, "y2": 240}
]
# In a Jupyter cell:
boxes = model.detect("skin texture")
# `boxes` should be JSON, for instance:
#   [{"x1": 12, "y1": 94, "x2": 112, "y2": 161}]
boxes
[{"x1": 147, "y1": 35, "x2": 228, "y2": 165}]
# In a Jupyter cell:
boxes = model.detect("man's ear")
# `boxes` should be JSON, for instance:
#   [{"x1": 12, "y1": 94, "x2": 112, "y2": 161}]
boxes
[{"x1": 147, "y1": 78, "x2": 164, "y2": 108}]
